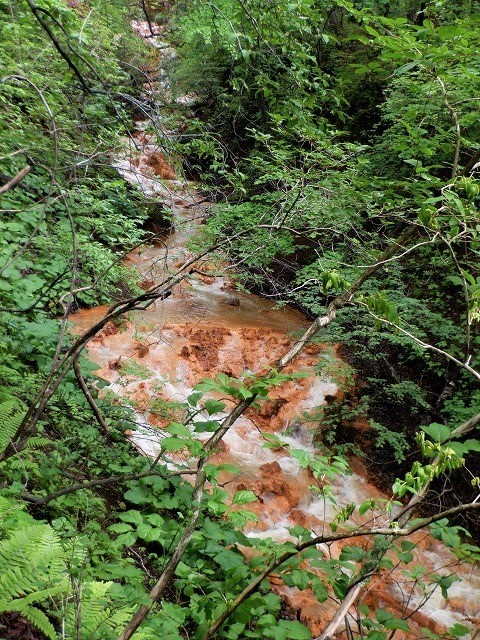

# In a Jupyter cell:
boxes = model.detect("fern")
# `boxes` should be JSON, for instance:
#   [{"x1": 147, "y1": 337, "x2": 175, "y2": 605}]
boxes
[
  {"x1": 0, "y1": 497, "x2": 29, "y2": 537},
  {"x1": 0, "y1": 400, "x2": 24, "y2": 455},
  {"x1": 0, "y1": 524, "x2": 68, "y2": 640},
  {"x1": 1, "y1": 594, "x2": 59, "y2": 640},
  {"x1": 64, "y1": 581, "x2": 136, "y2": 639}
]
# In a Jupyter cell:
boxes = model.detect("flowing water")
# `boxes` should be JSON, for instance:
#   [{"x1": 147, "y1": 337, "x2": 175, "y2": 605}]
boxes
[{"x1": 70, "y1": 21, "x2": 480, "y2": 639}]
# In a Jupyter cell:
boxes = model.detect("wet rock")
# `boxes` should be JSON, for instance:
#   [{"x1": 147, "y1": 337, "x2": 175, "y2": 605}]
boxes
[
  {"x1": 224, "y1": 295, "x2": 240, "y2": 307},
  {"x1": 180, "y1": 346, "x2": 190, "y2": 358},
  {"x1": 195, "y1": 273, "x2": 216, "y2": 285},
  {"x1": 103, "y1": 322, "x2": 120, "y2": 337},
  {"x1": 259, "y1": 461, "x2": 282, "y2": 476},
  {"x1": 146, "y1": 151, "x2": 177, "y2": 180},
  {"x1": 135, "y1": 342, "x2": 149, "y2": 358},
  {"x1": 108, "y1": 356, "x2": 122, "y2": 370},
  {"x1": 257, "y1": 398, "x2": 287, "y2": 418},
  {"x1": 304, "y1": 342, "x2": 322, "y2": 355},
  {"x1": 140, "y1": 279, "x2": 155, "y2": 290}
]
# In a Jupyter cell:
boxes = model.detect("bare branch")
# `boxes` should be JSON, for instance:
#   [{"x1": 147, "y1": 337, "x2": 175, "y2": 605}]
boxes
[
  {"x1": 73, "y1": 357, "x2": 109, "y2": 434},
  {"x1": 359, "y1": 305, "x2": 480, "y2": 383},
  {"x1": 436, "y1": 75, "x2": 461, "y2": 179},
  {"x1": 21, "y1": 467, "x2": 196, "y2": 505},
  {"x1": 0, "y1": 165, "x2": 30, "y2": 195}
]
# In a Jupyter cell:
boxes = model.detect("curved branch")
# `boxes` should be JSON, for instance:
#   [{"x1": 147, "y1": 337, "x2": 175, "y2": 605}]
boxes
[
  {"x1": 24, "y1": 0, "x2": 91, "y2": 94},
  {"x1": 359, "y1": 305, "x2": 480, "y2": 383}
]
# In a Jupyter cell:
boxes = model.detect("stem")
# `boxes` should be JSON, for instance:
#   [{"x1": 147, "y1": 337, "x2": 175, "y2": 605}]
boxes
[
  {"x1": 73, "y1": 358, "x2": 109, "y2": 434},
  {"x1": 117, "y1": 458, "x2": 208, "y2": 640}
]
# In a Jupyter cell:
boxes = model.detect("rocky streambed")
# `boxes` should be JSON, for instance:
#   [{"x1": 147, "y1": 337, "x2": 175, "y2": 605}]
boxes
[{"x1": 70, "y1": 20, "x2": 480, "y2": 640}]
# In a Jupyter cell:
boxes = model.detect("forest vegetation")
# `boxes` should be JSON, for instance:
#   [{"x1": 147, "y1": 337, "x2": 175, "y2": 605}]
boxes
[{"x1": 0, "y1": 0, "x2": 479, "y2": 639}]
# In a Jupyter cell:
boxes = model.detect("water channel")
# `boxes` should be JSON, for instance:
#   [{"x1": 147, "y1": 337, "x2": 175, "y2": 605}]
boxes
[{"x1": 70, "y1": 21, "x2": 480, "y2": 639}]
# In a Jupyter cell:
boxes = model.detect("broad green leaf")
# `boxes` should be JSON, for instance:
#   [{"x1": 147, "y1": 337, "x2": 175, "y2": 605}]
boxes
[
  {"x1": 420, "y1": 423, "x2": 451, "y2": 443},
  {"x1": 232, "y1": 490, "x2": 257, "y2": 505},
  {"x1": 204, "y1": 399, "x2": 226, "y2": 415},
  {"x1": 448, "y1": 624, "x2": 470, "y2": 637}
]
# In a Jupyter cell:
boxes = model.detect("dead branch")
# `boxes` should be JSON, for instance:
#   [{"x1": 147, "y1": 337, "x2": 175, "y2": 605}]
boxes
[
  {"x1": 21, "y1": 467, "x2": 196, "y2": 506},
  {"x1": 0, "y1": 165, "x2": 30, "y2": 195},
  {"x1": 436, "y1": 75, "x2": 461, "y2": 179},
  {"x1": 73, "y1": 357, "x2": 109, "y2": 434},
  {"x1": 359, "y1": 305, "x2": 480, "y2": 383}
]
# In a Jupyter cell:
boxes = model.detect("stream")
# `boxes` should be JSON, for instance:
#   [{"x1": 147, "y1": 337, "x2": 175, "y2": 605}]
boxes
[{"x1": 70, "y1": 21, "x2": 480, "y2": 639}]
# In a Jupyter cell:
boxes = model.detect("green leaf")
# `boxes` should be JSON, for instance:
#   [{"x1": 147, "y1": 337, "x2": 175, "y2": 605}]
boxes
[
  {"x1": 146, "y1": 513, "x2": 164, "y2": 527},
  {"x1": 204, "y1": 399, "x2": 226, "y2": 415},
  {"x1": 161, "y1": 437, "x2": 187, "y2": 451},
  {"x1": 311, "y1": 577, "x2": 328, "y2": 602},
  {"x1": 232, "y1": 490, "x2": 257, "y2": 505},
  {"x1": 167, "y1": 422, "x2": 192, "y2": 437},
  {"x1": 136, "y1": 523, "x2": 153, "y2": 540},
  {"x1": 340, "y1": 545, "x2": 365, "y2": 562},
  {"x1": 359, "y1": 499, "x2": 376, "y2": 516},
  {"x1": 107, "y1": 523, "x2": 133, "y2": 534},
  {"x1": 124, "y1": 486, "x2": 151, "y2": 505},
  {"x1": 114, "y1": 531, "x2": 137, "y2": 547},
  {"x1": 385, "y1": 618, "x2": 410, "y2": 632},
  {"x1": 119, "y1": 510, "x2": 143, "y2": 525},
  {"x1": 187, "y1": 391, "x2": 203, "y2": 406},
  {"x1": 193, "y1": 420, "x2": 219, "y2": 433},
  {"x1": 395, "y1": 61, "x2": 419, "y2": 75},
  {"x1": 276, "y1": 620, "x2": 311, "y2": 639},
  {"x1": 420, "y1": 423, "x2": 451, "y2": 443},
  {"x1": 448, "y1": 624, "x2": 470, "y2": 637}
]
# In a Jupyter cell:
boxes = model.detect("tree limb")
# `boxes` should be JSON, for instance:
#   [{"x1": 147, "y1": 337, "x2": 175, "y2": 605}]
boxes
[
  {"x1": 0, "y1": 165, "x2": 30, "y2": 195},
  {"x1": 21, "y1": 467, "x2": 196, "y2": 505},
  {"x1": 24, "y1": 0, "x2": 91, "y2": 94},
  {"x1": 359, "y1": 306, "x2": 480, "y2": 383},
  {"x1": 73, "y1": 357, "x2": 109, "y2": 434}
]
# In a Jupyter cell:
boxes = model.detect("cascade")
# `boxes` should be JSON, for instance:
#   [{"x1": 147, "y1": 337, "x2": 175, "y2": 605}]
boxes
[{"x1": 70, "y1": 20, "x2": 480, "y2": 640}]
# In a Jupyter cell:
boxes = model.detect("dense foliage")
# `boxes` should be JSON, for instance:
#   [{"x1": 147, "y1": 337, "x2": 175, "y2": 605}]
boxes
[{"x1": 1, "y1": 1, "x2": 479, "y2": 640}]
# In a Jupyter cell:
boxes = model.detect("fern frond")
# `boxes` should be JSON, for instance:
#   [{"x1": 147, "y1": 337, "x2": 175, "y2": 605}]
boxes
[
  {"x1": 0, "y1": 524, "x2": 66, "y2": 603},
  {"x1": 0, "y1": 400, "x2": 24, "y2": 455},
  {"x1": 26, "y1": 436, "x2": 52, "y2": 448},
  {"x1": 0, "y1": 523, "x2": 68, "y2": 639},
  {"x1": 64, "y1": 581, "x2": 137, "y2": 639},
  {"x1": 0, "y1": 496, "x2": 27, "y2": 536},
  {"x1": 5, "y1": 599, "x2": 57, "y2": 640}
]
